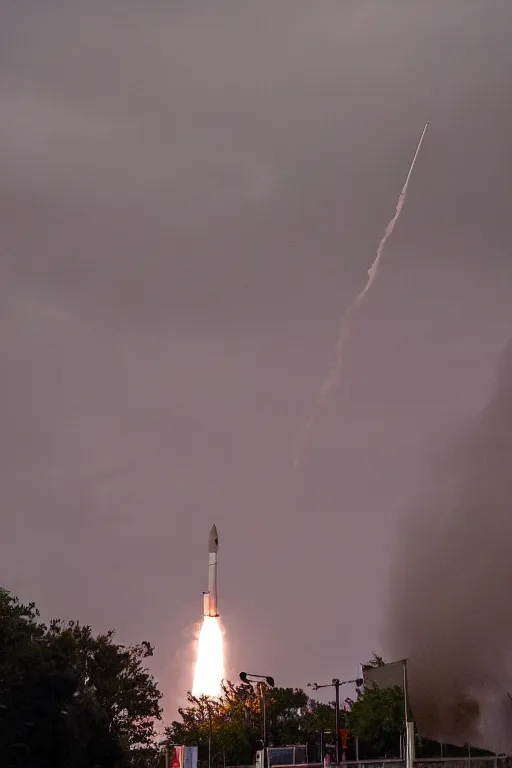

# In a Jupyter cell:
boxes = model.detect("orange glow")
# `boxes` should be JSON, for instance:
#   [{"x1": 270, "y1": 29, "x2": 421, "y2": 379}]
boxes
[{"x1": 192, "y1": 616, "x2": 224, "y2": 697}]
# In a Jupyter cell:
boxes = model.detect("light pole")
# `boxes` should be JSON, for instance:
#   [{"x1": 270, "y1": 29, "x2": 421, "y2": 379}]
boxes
[
  {"x1": 207, "y1": 703, "x2": 213, "y2": 768},
  {"x1": 239, "y1": 672, "x2": 275, "y2": 768},
  {"x1": 308, "y1": 677, "x2": 363, "y2": 766}
]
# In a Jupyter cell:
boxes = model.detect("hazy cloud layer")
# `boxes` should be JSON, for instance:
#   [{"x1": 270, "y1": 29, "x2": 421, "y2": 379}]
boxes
[{"x1": 1, "y1": 1, "x2": 512, "y2": 726}]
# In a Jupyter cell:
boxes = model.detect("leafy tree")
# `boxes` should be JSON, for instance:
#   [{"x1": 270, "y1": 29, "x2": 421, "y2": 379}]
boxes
[
  {"x1": 348, "y1": 683, "x2": 404, "y2": 758},
  {"x1": 0, "y1": 589, "x2": 79, "y2": 767},
  {"x1": 344, "y1": 654, "x2": 404, "y2": 759},
  {"x1": 45, "y1": 620, "x2": 162, "y2": 751},
  {"x1": 266, "y1": 687, "x2": 308, "y2": 746},
  {"x1": 300, "y1": 700, "x2": 335, "y2": 735},
  {"x1": 0, "y1": 589, "x2": 162, "y2": 767}
]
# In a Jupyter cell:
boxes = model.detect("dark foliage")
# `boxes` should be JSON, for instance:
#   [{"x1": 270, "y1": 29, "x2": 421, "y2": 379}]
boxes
[{"x1": 0, "y1": 589, "x2": 162, "y2": 768}]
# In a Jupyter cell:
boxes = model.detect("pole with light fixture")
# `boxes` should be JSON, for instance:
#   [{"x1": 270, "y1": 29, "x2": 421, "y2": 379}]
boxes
[
  {"x1": 240, "y1": 672, "x2": 275, "y2": 768},
  {"x1": 307, "y1": 677, "x2": 363, "y2": 765}
]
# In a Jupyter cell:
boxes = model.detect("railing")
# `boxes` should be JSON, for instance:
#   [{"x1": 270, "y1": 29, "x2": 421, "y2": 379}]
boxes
[
  {"x1": 415, "y1": 760, "x2": 511, "y2": 768},
  {"x1": 262, "y1": 759, "x2": 512, "y2": 768}
]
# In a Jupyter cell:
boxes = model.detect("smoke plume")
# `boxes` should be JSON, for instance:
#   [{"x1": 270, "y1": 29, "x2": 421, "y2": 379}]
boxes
[
  {"x1": 384, "y1": 339, "x2": 512, "y2": 748},
  {"x1": 292, "y1": 124, "x2": 428, "y2": 475}
]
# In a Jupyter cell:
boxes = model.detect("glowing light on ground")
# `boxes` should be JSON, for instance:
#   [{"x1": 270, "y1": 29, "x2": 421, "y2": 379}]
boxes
[{"x1": 192, "y1": 616, "x2": 224, "y2": 697}]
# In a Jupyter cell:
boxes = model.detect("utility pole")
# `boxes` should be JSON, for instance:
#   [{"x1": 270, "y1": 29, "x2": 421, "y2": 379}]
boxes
[
  {"x1": 308, "y1": 677, "x2": 362, "y2": 766},
  {"x1": 208, "y1": 704, "x2": 213, "y2": 768},
  {"x1": 240, "y1": 671, "x2": 275, "y2": 768},
  {"x1": 256, "y1": 681, "x2": 268, "y2": 750},
  {"x1": 333, "y1": 679, "x2": 340, "y2": 766}
]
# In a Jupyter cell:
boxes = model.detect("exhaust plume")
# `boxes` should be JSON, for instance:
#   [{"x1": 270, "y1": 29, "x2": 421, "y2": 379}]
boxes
[
  {"x1": 192, "y1": 616, "x2": 225, "y2": 698},
  {"x1": 384, "y1": 339, "x2": 512, "y2": 748},
  {"x1": 292, "y1": 123, "x2": 429, "y2": 474}
]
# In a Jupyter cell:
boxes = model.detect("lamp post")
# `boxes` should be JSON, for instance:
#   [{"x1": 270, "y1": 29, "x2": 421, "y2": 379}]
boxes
[
  {"x1": 198, "y1": 698, "x2": 215, "y2": 768},
  {"x1": 308, "y1": 677, "x2": 363, "y2": 766},
  {"x1": 239, "y1": 672, "x2": 275, "y2": 768},
  {"x1": 207, "y1": 703, "x2": 213, "y2": 768}
]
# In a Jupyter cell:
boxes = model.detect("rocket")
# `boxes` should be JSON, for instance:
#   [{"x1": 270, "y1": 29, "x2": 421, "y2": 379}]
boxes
[{"x1": 203, "y1": 525, "x2": 219, "y2": 618}]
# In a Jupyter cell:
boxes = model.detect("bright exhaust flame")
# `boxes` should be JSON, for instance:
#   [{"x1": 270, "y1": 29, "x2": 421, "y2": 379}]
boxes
[{"x1": 192, "y1": 616, "x2": 224, "y2": 697}]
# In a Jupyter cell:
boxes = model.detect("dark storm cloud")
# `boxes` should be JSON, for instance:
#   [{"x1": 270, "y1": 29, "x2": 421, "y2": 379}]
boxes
[{"x1": 1, "y1": 1, "x2": 512, "y2": 723}]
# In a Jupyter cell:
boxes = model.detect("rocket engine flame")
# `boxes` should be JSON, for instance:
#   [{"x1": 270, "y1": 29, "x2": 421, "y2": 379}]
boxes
[
  {"x1": 192, "y1": 616, "x2": 225, "y2": 698},
  {"x1": 292, "y1": 122, "x2": 429, "y2": 474}
]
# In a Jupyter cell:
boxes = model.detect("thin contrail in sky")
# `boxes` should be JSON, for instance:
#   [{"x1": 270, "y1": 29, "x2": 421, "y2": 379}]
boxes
[{"x1": 292, "y1": 122, "x2": 429, "y2": 475}]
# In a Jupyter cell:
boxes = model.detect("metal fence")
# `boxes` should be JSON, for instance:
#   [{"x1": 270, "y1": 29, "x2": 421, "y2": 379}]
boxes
[
  {"x1": 265, "y1": 759, "x2": 512, "y2": 768},
  {"x1": 415, "y1": 759, "x2": 512, "y2": 768}
]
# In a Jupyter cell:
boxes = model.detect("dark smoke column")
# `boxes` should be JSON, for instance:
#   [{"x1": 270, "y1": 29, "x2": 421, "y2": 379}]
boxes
[
  {"x1": 384, "y1": 340, "x2": 512, "y2": 749},
  {"x1": 203, "y1": 525, "x2": 219, "y2": 618}
]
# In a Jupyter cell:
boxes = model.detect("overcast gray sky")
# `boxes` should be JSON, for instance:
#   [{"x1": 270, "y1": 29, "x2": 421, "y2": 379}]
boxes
[{"x1": 1, "y1": 1, "x2": 512, "y2": 719}]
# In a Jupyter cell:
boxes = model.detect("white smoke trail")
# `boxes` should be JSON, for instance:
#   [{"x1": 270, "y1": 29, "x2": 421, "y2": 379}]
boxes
[{"x1": 292, "y1": 123, "x2": 429, "y2": 474}]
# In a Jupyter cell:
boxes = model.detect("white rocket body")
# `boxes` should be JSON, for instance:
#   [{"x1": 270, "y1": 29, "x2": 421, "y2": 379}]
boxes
[{"x1": 203, "y1": 525, "x2": 219, "y2": 618}]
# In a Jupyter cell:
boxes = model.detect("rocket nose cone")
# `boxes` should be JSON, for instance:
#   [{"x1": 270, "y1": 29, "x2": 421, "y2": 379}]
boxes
[{"x1": 209, "y1": 525, "x2": 219, "y2": 553}]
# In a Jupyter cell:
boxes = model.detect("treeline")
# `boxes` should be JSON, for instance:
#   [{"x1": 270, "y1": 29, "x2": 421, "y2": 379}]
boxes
[
  {"x1": 0, "y1": 590, "x2": 495, "y2": 768},
  {"x1": 164, "y1": 666, "x2": 494, "y2": 768}
]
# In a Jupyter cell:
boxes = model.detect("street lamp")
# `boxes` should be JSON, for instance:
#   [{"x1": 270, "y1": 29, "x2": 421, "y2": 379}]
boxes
[
  {"x1": 239, "y1": 672, "x2": 275, "y2": 768},
  {"x1": 194, "y1": 697, "x2": 216, "y2": 768},
  {"x1": 239, "y1": 672, "x2": 275, "y2": 687},
  {"x1": 206, "y1": 701, "x2": 213, "y2": 768},
  {"x1": 307, "y1": 677, "x2": 363, "y2": 766}
]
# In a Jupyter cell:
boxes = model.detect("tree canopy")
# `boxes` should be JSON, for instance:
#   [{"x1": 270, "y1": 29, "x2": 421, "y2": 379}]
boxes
[
  {"x1": 344, "y1": 653, "x2": 405, "y2": 759},
  {"x1": 0, "y1": 588, "x2": 162, "y2": 768}
]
